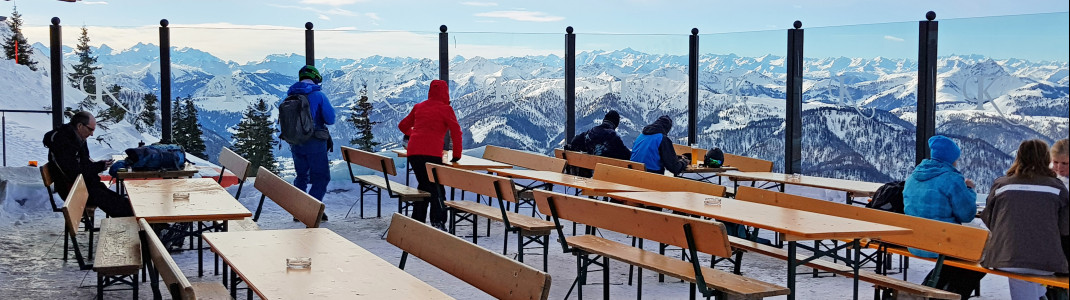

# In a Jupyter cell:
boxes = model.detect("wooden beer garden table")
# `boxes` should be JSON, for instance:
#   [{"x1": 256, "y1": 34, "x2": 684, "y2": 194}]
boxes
[
  {"x1": 721, "y1": 172, "x2": 883, "y2": 205},
  {"x1": 607, "y1": 191, "x2": 912, "y2": 300},
  {"x1": 203, "y1": 228, "x2": 453, "y2": 300}
]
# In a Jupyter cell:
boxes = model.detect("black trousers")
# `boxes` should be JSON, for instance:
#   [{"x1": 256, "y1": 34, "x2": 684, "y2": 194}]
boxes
[
  {"x1": 87, "y1": 182, "x2": 134, "y2": 217},
  {"x1": 408, "y1": 155, "x2": 446, "y2": 224}
]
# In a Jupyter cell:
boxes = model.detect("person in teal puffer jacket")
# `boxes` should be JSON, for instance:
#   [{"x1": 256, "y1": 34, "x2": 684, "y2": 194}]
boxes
[{"x1": 903, "y1": 135, "x2": 984, "y2": 299}]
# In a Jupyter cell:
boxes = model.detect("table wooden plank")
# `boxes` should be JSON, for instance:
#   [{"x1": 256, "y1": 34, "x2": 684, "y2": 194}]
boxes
[
  {"x1": 126, "y1": 178, "x2": 251, "y2": 223},
  {"x1": 392, "y1": 149, "x2": 513, "y2": 170},
  {"x1": 721, "y1": 172, "x2": 883, "y2": 197},
  {"x1": 607, "y1": 191, "x2": 911, "y2": 241},
  {"x1": 204, "y1": 228, "x2": 453, "y2": 300},
  {"x1": 488, "y1": 168, "x2": 652, "y2": 196}
]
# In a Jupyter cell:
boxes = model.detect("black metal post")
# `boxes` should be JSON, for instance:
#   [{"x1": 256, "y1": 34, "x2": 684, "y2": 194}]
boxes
[
  {"x1": 305, "y1": 22, "x2": 315, "y2": 66},
  {"x1": 159, "y1": 19, "x2": 172, "y2": 144},
  {"x1": 565, "y1": 26, "x2": 576, "y2": 144},
  {"x1": 50, "y1": 17, "x2": 63, "y2": 129},
  {"x1": 688, "y1": 28, "x2": 699, "y2": 146},
  {"x1": 916, "y1": 11, "x2": 938, "y2": 165},
  {"x1": 785, "y1": 21, "x2": 804, "y2": 174},
  {"x1": 439, "y1": 25, "x2": 448, "y2": 82}
]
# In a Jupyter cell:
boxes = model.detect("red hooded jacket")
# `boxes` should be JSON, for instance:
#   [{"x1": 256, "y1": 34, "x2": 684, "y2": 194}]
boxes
[{"x1": 398, "y1": 80, "x2": 463, "y2": 159}]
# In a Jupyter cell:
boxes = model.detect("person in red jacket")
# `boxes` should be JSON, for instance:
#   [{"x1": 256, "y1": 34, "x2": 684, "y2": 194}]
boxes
[{"x1": 398, "y1": 79, "x2": 463, "y2": 228}]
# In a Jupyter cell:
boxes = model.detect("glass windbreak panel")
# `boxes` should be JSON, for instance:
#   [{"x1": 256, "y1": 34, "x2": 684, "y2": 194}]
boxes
[
  {"x1": 448, "y1": 32, "x2": 562, "y2": 154},
  {"x1": 317, "y1": 29, "x2": 438, "y2": 160},
  {"x1": 578, "y1": 33, "x2": 687, "y2": 152},
  {"x1": 698, "y1": 29, "x2": 787, "y2": 171},
  {"x1": 803, "y1": 21, "x2": 918, "y2": 182},
  {"x1": 937, "y1": 13, "x2": 1069, "y2": 194}
]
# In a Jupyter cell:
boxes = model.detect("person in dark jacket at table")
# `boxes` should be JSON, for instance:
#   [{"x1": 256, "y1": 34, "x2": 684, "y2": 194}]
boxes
[
  {"x1": 980, "y1": 139, "x2": 1069, "y2": 300},
  {"x1": 630, "y1": 115, "x2": 686, "y2": 176},
  {"x1": 398, "y1": 79, "x2": 463, "y2": 229},
  {"x1": 42, "y1": 111, "x2": 133, "y2": 217},
  {"x1": 565, "y1": 110, "x2": 631, "y2": 177}
]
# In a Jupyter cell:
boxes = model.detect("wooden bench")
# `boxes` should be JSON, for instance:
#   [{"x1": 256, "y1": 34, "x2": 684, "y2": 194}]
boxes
[
  {"x1": 426, "y1": 164, "x2": 556, "y2": 271},
  {"x1": 60, "y1": 175, "x2": 143, "y2": 299},
  {"x1": 482, "y1": 145, "x2": 567, "y2": 212},
  {"x1": 387, "y1": 213, "x2": 552, "y2": 300},
  {"x1": 139, "y1": 218, "x2": 231, "y2": 300},
  {"x1": 532, "y1": 189, "x2": 789, "y2": 299},
  {"x1": 42, "y1": 162, "x2": 99, "y2": 261},
  {"x1": 736, "y1": 186, "x2": 1069, "y2": 293},
  {"x1": 554, "y1": 148, "x2": 644, "y2": 177},
  {"x1": 342, "y1": 146, "x2": 430, "y2": 219},
  {"x1": 251, "y1": 166, "x2": 326, "y2": 228}
]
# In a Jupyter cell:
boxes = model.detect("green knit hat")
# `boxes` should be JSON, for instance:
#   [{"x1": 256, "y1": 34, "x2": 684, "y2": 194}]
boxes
[{"x1": 298, "y1": 65, "x2": 322, "y2": 84}]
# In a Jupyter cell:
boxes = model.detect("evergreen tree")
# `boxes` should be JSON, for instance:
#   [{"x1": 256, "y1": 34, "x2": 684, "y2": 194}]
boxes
[
  {"x1": 348, "y1": 86, "x2": 380, "y2": 151},
  {"x1": 180, "y1": 98, "x2": 206, "y2": 158},
  {"x1": 68, "y1": 26, "x2": 100, "y2": 110},
  {"x1": 170, "y1": 97, "x2": 188, "y2": 147},
  {"x1": 136, "y1": 93, "x2": 159, "y2": 133},
  {"x1": 2, "y1": 6, "x2": 38, "y2": 71},
  {"x1": 232, "y1": 98, "x2": 278, "y2": 176}
]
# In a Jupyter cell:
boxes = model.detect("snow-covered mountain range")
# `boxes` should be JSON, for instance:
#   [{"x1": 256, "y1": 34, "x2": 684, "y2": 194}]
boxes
[{"x1": 7, "y1": 24, "x2": 1068, "y2": 193}]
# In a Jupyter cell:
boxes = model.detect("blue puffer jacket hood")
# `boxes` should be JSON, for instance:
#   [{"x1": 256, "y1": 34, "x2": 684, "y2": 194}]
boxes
[{"x1": 288, "y1": 81, "x2": 321, "y2": 95}]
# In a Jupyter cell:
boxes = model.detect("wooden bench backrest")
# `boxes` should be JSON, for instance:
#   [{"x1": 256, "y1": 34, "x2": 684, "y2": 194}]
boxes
[
  {"x1": 735, "y1": 186, "x2": 988, "y2": 261},
  {"x1": 253, "y1": 166, "x2": 325, "y2": 228},
  {"x1": 554, "y1": 148, "x2": 644, "y2": 171},
  {"x1": 425, "y1": 164, "x2": 519, "y2": 203},
  {"x1": 592, "y1": 163, "x2": 726, "y2": 197},
  {"x1": 532, "y1": 190, "x2": 733, "y2": 258},
  {"x1": 139, "y1": 219, "x2": 196, "y2": 300},
  {"x1": 61, "y1": 175, "x2": 88, "y2": 236},
  {"x1": 387, "y1": 213, "x2": 551, "y2": 300},
  {"x1": 483, "y1": 145, "x2": 566, "y2": 172},
  {"x1": 723, "y1": 153, "x2": 773, "y2": 172},
  {"x1": 341, "y1": 146, "x2": 398, "y2": 176},
  {"x1": 218, "y1": 147, "x2": 252, "y2": 180}
]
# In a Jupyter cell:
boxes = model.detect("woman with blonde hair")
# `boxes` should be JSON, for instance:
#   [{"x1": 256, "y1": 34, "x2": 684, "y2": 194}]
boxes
[{"x1": 980, "y1": 139, "x2": 1069, "y2": 300}]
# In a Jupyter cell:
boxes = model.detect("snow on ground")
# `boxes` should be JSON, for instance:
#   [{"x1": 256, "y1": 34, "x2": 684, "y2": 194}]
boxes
[{"x1": 0, "y1": 165, "x2": 1013, "y2": 299}]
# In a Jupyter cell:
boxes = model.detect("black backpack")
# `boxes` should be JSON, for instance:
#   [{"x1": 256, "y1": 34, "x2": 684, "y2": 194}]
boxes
[
  {"x1": 278, "y1": 93, "x2": 314, "y2": 145},
  {"x1": 866, "y1": 180, "x2": 905, "y2": 213}
]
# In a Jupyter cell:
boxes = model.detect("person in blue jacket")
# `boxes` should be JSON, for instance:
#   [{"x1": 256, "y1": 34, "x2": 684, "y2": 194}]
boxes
[
  {"x1": 287, "y1": 65, "x2": 336, "y2": 221},
  {"x1": 630, "y1": 115, "x2": 686, "y2": 175},
  {"x1": 903, "y1": 135, "x2": 983, "y2": 299}
]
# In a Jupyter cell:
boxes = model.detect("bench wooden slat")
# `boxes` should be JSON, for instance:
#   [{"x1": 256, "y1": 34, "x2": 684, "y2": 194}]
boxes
[
  {"x1": 353, "y1": 175, "x2": 430, "y2": 199},
  {"x1": 341, "y1": 146, "x2": 398, "y2": 176},
  {"x1": 735, "y1": 186, "x2": 989, "y2": 261},
  {"x1": 554, "y1": 148, "x2": 644, "y2": 171},
  {"x1": 94, "y1": 217, "x2": 141, "y2": 275},
  {"x1": 254, "y1": 166, "x2": 325, "y2": 228},
  {"x1": 569, "y1": 235, "x2": 788, "y2": 299},
  {"x1": 443, "y1": 201, "x2": 554, "y2": 233},
  {"x1": 727, "y1": 236, "x2": 960, "y2": 299},
  {"x1": 593, "y1": 163, "x2": 726, "y2": 197},
  {"x1": 388, "y1": 214, "x2": 552, "y2": 300},
  {"x1": 483, "y1": 145, "x2": 567, "y2": 172}
]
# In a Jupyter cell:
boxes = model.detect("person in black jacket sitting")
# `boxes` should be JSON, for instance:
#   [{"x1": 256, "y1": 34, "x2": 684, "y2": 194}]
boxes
[
  {"x1": 565, "y1": 110, "x2": 631, "y2": 177},
  {"x1": 43, "y1": 111, "x2": 133, "y2": 217}
]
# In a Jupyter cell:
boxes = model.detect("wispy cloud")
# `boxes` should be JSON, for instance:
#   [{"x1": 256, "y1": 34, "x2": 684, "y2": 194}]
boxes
[
  {"x1": 883, "y1": 35, "x2": 905, "y2": 42},
  {"x1": 461, "y1": 1, "x2": 498, "y2": 6},
  {"x1": 82, "y1": 1, "x2": 109, "y2": 5},
  {"x1": 475, "y1": 11, "x2": 564, "y2": 22},
  {"x1": 299, "y1": 0, "x2": 366, "y2": 6}
]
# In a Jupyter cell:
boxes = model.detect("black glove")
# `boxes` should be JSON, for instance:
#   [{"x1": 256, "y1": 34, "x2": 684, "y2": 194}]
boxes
[{"x1": 450, "y1": 156, "x2": 461, "y2": 163}]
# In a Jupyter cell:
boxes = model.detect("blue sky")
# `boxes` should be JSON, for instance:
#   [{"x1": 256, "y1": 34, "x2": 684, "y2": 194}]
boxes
[{"x1": 5, "y1": 0, "x2": 1069, "y2": 62}]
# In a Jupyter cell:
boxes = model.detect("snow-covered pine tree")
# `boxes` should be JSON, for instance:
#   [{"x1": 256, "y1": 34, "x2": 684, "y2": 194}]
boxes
[
  {"x1": 181, "y1": 98, "x2": 206, "y2": 158},
  {"x1": 348, "y1": 86, "x2": 379, "y2": 151},
  {"x1": 232, "y1": 98, "x2": 278, "y2": 176},
  {"x1": 68, "y1": 26, "x2": 100, "y2": 110},
  {"x1": 2, "y1": 6, "x2": 37, "y2": 70}
]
